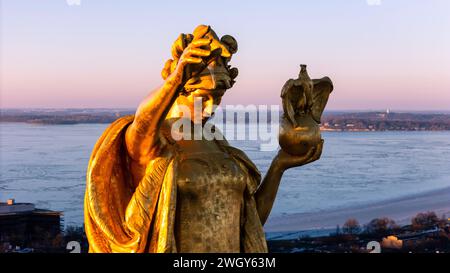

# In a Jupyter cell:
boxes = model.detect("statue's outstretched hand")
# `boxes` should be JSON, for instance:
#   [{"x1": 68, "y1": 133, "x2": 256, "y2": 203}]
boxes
[{"x1": 275, "y1": 139, "x2": 323, "y2": 171}]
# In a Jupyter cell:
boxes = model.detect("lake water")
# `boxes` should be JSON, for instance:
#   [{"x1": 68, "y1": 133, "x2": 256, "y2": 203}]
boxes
[{"x1": 1, "y1": 122, "x2": 450, "y2": 227}]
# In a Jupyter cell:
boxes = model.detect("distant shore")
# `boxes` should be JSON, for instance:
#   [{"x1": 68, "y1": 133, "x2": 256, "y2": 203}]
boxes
[
  {"x1": 265, "y1": 186, "x2": 450, "y2": 233},
  {"x1": 1, "y1": 109, "x2": 450, "y2": 131}
]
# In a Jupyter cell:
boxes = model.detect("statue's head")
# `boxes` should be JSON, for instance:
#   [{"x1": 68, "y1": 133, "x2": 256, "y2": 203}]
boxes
[{"x1": 163, "y1": 25, "x2": 238, "y2": 123}]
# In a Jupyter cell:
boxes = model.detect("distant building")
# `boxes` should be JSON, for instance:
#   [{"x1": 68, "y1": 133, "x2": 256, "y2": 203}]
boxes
[{"x1": 0, "y1": 199, "x2": 62, "y2": 249}]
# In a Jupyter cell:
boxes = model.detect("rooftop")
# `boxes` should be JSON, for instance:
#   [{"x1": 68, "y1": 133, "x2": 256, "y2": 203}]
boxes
[{"x1": 0, "y1": 199, "x2": 61, "y2": 216}]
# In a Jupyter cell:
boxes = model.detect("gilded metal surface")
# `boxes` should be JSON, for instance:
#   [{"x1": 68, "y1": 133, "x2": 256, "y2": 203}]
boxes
[
  {"x1": 85, "y1": 25, "x2": 329, "y2": 253},
  {"x1": 279, "y1": 65, "x2": 333, "y2": 156}
]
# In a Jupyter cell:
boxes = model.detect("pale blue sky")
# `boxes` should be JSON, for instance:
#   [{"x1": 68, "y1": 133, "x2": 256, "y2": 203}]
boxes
[{"x1": 1, "y1": 0, "x2": 449, "y2": 110}]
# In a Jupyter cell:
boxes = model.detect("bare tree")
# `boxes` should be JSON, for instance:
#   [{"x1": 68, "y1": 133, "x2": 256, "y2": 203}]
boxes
[
  {"x1": 411, "y1": 211, "x2": 439, "y2": 230},
  {"x1": 365, "y1": 217, "x2": 398, "y2": 235},
  {"x1": 343, "y1": 218, "x2": 361, "y2": 235}
]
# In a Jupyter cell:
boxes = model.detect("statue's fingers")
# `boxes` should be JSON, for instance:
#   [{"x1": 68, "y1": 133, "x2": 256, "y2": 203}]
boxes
[
  {"x1": 314, "y1": 146, "x2": 323, "y2": 159},
  {"x1": 189, "y1": 48, "x2": 211, "y2": 57},
  {"x1": 291, "y1": 147, "x2": 316, "y2": 165},
  {"x1": 310, "y1": 142, "x2": 323, "y2": 161},
  {"x1": 192, "y1": 25, "x2": 210, "y2": 40},
  {"x1": 184, "y1": 57, "x2": 202, "y2": 64},
  {"x1": 191, "y1": 38, "x2": 212, "y2": 48},
  {"x1": 171, "y1": 34, "x2": 186, "y2": 59},
  {"x1": 305, "y1": 146, "x2": 317, "y2": 160}
]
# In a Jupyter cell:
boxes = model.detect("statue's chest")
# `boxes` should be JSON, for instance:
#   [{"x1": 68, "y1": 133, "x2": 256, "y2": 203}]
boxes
[{"x1": 175, "y1": 141, "x2": 247, "y2": 197}]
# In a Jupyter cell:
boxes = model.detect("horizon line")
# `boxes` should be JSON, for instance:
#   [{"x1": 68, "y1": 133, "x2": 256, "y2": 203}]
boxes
[{"x1": 1, "y1": 107, "x2": 450, "y2": 114}]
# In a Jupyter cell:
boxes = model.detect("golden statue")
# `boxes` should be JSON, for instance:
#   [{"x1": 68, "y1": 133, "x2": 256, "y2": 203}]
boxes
[{"x1": 84, "y1": 25, "x2": 332, "y2": 253}]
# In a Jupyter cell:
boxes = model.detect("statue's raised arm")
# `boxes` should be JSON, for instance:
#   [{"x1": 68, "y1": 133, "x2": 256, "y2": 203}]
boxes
[{"x1": 125, "y1": 26, "x2": 214, "y2": 166}]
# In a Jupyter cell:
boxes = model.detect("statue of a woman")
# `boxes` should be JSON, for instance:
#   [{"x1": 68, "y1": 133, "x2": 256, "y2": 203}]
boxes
[{"x1": 84, "y1": 25, "x2": 327, "y2": 253}]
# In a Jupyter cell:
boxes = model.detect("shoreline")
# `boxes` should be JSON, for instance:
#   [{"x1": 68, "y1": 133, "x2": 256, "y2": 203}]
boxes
[
  {"x1": 1, "y1": 121, "x2": 450, "y2": 132},
  {"x1": 265, "y1": 186, "x2": 450, "y2": 233}
]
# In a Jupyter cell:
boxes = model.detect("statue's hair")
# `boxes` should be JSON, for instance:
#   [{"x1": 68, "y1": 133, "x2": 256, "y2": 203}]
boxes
[{"x1": 161, "y1": 25, "x2": 238, "y2": 80}]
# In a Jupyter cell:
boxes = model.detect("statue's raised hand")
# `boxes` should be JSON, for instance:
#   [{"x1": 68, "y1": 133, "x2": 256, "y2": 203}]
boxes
[
  {"x1": 161, "y1": 25, "x2": 214, "y2": 85},
  {"x1": 176, "y1": 38, "x2": 212, "y2": 78}
]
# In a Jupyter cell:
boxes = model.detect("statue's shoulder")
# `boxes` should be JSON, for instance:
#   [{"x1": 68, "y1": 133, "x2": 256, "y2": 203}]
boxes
[
  {"x1": 112, "y1": 114, "x2": 135, "y2": 126},
  {"x1": 102, "y1": 114, "x2": 135, "y2": 137},
  {"x1": 90, "y1": 115, "x2": 135, "y2": 160}
]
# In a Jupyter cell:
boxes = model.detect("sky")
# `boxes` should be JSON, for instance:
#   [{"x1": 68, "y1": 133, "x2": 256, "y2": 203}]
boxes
[{"x1": 1, "y1": 0, "x2": 449, "y2": 110}]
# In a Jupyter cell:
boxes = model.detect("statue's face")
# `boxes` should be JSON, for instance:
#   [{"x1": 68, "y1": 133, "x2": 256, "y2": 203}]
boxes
[
  {"x1": 177, "y1": 56, "x2": 233, "y2": 123},
  {"x1": 167, "y1": 26, "x2": 238, "y2": 124}
]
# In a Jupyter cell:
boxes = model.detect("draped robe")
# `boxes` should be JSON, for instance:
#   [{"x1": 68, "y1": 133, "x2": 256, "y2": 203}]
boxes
[{"x1": 84, "y1": 115, "x2": 268, "y2": 253}]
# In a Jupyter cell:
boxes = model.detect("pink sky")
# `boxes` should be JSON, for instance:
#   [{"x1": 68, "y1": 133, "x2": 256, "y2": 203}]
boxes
[{"x1": 1, "y1": 1, "x2": 449, "y2": 110}]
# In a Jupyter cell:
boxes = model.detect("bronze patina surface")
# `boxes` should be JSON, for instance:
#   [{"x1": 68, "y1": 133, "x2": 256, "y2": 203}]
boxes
[{"x1": 279, "y1": 65, "x2": 333, "y2": 156}]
